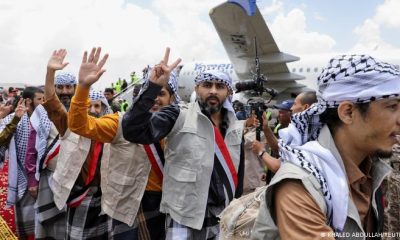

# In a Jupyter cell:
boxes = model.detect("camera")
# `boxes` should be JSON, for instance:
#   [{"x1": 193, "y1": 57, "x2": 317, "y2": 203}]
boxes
[
  {"x1": 235, "y1": 80, "x2": 259, "y2": 93},
  {"x1": 244, "y1": 99, "x2": 272, "y2": 141},
  {"x1": 235, "y1": 79, "x2": 278, "y2": 97}
]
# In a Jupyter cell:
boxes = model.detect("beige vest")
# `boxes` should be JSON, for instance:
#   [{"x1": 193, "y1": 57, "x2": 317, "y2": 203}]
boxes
[
  {"x1": 251, "y1": 127, "x2": 391, "y2": 240},
  {"x1": 100, "y1": 114, "x2": 151, "y2": 226},
  {"x1": 243, "y1": 128, "x2": 266, "y2": 193},
  {"x1": 161, "y1": 102, "x2": 244, "y2": 230},
  {"x1": 51, "y1": 129, "x2": 99, "y2": 210}
]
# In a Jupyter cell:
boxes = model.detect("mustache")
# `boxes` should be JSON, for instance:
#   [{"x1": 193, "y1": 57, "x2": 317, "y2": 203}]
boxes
[
  {"x1": 58, "y1": 94, "x2": 73, "y2": 99},
  {"x1": 206, "y1": 96, "x2": 219, "y2": 102}
]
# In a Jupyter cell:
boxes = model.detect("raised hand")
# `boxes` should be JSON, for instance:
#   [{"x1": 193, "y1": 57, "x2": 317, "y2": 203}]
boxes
[
  {"x1": 0, "y1": 104, "x2": 13, "y2": 119},
  {"x1": 78, "y1": 47, "x2": 109, "y2": 88},
  {"x1": 47, "y1": 49, "x2": 69, "y2": 71},
  {"x1": 15, "y1": 98, "x2": 27, "y2": 118},
  {"x1": 149, "y1": 47, "x2": 181, "y2": 86}
]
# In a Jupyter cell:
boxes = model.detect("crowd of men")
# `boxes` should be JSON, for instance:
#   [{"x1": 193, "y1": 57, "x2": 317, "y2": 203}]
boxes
[{"x1": 0, "y1": 46, "x2": 400, "y2": 240}]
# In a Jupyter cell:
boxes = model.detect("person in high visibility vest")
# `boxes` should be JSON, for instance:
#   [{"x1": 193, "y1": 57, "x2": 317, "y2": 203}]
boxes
[{"x1": 120, "y1": 100, "x2": 129, "y2": 112}]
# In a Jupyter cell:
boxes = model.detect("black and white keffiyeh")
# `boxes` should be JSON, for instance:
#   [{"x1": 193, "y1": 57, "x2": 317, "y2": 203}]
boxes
[
  {"x1": 30, "y1": 104, "x2": 52, "y2": 181},
  {"x1": 55, "y1": 72, "x2": 77, "y2": 85},
  {"x1": 89, "y1": 90, "x2": 113, "y2": 116},
  {"x1": 194, "y1": 70, "x2": 234, "y2": 93},
  {"x1": 278, "y1": 54, "x2": 400, "y2": 231},
  {"x1": 194, "y1": 70, "x2": 235, "y2": 114},
  {"x1": 0, "y1": 112, "x2": 31, "y2": 206},
  {"x1": 167, "y1": 71, "x2": 181, "y2": 104}
]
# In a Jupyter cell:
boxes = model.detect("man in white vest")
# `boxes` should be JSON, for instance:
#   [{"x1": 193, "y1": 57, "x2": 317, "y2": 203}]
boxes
[
  {"x1": 67, "y1": 48, "x2": 182, "y2": 239},
  {"x1": 251, "y1": 55, "x2": 400, "y2": 239},
  {"x1": 122, "y1": 48, "x2": 246, "y2": 239},
  {"x1": 42, "y1": 48, "x2": 116, "y2": 239}
]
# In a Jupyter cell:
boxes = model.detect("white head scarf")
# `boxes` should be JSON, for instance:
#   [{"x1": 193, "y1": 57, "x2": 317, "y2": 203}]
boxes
[{"x1": 89, "y1": 90, "x2": 113, "y2": 116}]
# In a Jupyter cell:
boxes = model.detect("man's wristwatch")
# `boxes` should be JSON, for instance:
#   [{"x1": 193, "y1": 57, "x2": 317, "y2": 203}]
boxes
[{"x1": 257, "y1": 150, "x2": 266, "y2": 160}]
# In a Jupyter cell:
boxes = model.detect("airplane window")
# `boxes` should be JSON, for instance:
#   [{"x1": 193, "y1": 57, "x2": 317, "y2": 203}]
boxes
[
  {"x1": 299, "y1": 68, "x2": 303, "y2": 73},
  {"x1": 192, "y1": 71, "x2": 195, "y2": 75},
  {"x1": 314, "y1": 67, "x2": 318, "y2": 72},
  {"x1": 306, "y1": 68, "x2": 310, "y2": 72},
  {"x1": 292, "y1": 68, "x2": 296, "y2": 72},
  {"x1": 230, "y1": 70, "x2": 233, "y2": 74},
  {"x1": 396, "y1": 65, "x2": 400, "y2": 70}
]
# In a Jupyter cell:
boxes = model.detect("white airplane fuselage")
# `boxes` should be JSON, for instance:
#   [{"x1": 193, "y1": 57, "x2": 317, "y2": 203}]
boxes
[{"x1": 177, "y1": 55, "x2": 400, "y2": 103}]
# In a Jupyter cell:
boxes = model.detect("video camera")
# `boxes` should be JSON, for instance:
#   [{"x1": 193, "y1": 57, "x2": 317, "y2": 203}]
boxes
[
  {"x1": 244, "y1": 99, "x2": 273, "y2": 141},
  {"x1": 235, "y1": 79, "x2": 278, "y2": 97},
  {"x1": 235, "y1": 37, "x2": 278, "y2": 140}
]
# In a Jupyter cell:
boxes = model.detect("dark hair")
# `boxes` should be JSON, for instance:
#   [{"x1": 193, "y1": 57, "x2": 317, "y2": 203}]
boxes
[
  {"x1": 133, "y1": 84, "x2": 141, "y2": 95},
  {"x1": 165, "y1": 84, "x2": 173, "y2": 96},
  {"x1": 22, "y1": 86, "x2": 43, "y2": 101},
  {"x1": 320, "y1": 102, "x2": 370, "y2": 134},
  {"x1": 104, "y1": 88, "x2": 114, "y2": 94},
  {"x1": 300, "y1": 91, "x2": 317, "y2": 106}
]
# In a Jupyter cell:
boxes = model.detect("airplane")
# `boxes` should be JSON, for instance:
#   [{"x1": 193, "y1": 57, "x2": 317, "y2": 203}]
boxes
[
  {"x1": 117, "y1": 0, "x2": 400, "y2": 107},
  {"x1": 175, "y1": 0, "x2": 311, "y2": 105},
  {"x1": 175, "y1": 0, "x2": 400, "y2": 105}
]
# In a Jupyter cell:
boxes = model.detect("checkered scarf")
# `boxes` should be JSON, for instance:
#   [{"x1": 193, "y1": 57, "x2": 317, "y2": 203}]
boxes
[
  {"x1": 55, "y1": 72, "x2": 76, "y2": 85},
  {"x1": 89, "y1": 90, "x2": 112, "y2": 116},
  {"x1": 289, "y1": 54, "x2": 400, "y2": 144},
  {"x1": 194, "y1": 70, "x2": 235, "y2": 114},
  {"x1": 278, "y1": 54, "x2": 400, "y2": 231},
  {"x1": 30, "y1": 104, "x2": 52, "y2": 181},
  {"x1": 1, "y1": 112, "x2": 31, "y2": 206},
  {"x1": 167, "y1": 71, "x2": 181, "y2": 104}
]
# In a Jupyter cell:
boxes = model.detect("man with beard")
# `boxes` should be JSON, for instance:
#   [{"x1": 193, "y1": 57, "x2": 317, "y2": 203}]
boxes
[
  {"x1": 68, "y1": 58, "x2": 181, "y2": 239},
  {"x1": 21, "y1": 58, "x2": 78, "y2": 240},
  {"x1": 54, "y1": 73, "x2": 76, "y2": 111},
  {"x1": 29, "y1": 50, "x2": 79, "y2": 240},
  {"x1": 0, "y1": 86, "x2": 44, "y2": 239},
  {"x1": 122, "y1": 48, "x2": 245, "y2": 239},
  {"x1": 42, "y1": 48, "x2": 117, "y2": 239},
  {"x1": 41, "y1": 48, "x2": 113, "y2": 239},
  {"x1": 252, "y1": 55, "x2": 400, "y2": 239}
]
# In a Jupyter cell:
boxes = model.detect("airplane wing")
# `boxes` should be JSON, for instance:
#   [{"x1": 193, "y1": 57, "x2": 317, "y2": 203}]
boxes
[{"x1": 209, "y1": 1, "x2": 305, "y2": 83}]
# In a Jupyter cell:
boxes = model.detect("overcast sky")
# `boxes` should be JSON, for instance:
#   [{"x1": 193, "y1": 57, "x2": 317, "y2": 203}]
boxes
[{"x1": 1, "y1": 0, "x2": 399, "y2": 90}]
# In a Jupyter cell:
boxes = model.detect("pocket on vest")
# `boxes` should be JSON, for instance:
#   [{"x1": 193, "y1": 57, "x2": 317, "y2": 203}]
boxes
[
  {"x1": 165, "y1": 165, "x2": 198, "y2": 215},
  {"x1": 107, "y1": 171, "x2": 137, "y2": 196}
]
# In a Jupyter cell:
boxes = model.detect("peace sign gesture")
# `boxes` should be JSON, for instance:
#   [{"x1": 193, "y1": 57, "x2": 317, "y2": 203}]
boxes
[
  {"x1": 15, "y1": 98, "x2": 27, "y2": 118},
  {"x1": 78, "y1": 47, "x2": 109, "y2": 88},
  {"x1": 149, "y1": 47, "x2": 181, "y2": 86}
]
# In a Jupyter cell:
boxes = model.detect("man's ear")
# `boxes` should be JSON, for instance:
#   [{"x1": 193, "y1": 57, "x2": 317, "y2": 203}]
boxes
[
  {"x1": 303, "y1": 104, "x2": 310, "y2": 111},
  {"x1": 337, "y1": 101, "x2": 355, "y2": 125}
]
